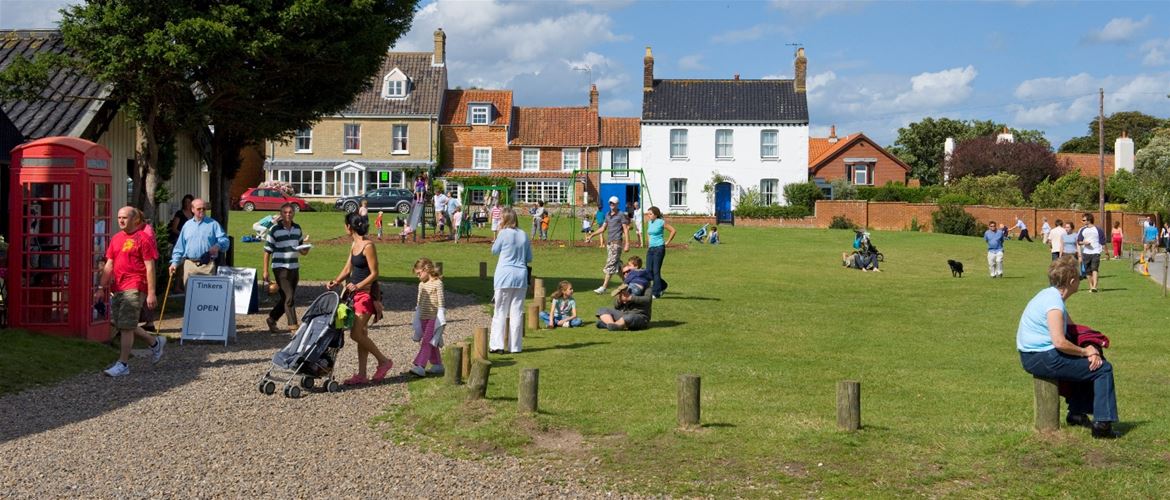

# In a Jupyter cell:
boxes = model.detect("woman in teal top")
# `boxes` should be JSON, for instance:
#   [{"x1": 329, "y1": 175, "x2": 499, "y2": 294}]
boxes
[
  {"x1": 643, "y1": 206, "x2": 676, "y2": 299},
  {"x1": 1016, "y1": 255, "x2": 1119, "y2": 438}
]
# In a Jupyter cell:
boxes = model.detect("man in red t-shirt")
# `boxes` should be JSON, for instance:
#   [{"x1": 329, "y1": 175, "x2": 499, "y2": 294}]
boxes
[{"x1": 95, "y1": 206, "x2": 164, "y2": 377}]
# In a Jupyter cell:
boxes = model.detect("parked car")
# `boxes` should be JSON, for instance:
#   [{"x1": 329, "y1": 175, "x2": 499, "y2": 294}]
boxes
[
  {"x1": 335, "y1": 188, "x2": 415, "y2": 214},
  {"x1": 238, "y1": 187, "x2": 308, "y2": 212}
]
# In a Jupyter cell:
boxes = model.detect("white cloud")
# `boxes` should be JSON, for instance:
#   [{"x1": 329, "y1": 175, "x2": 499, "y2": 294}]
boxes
[
  {"x1": 0, "y1": 0, "x2": 77, "y2": 29},
  {"x1": 1141, "y1": 38, "x2": 1170, "y2": 66},
  {"x1": 768, "y1": 0, "x2": 868, "y2": 18},
  {"x1": 678, "y1": 54, "x2": 706, "y2": 71},
  {"x1": 1084, "y1": 16, "x2": 1151, "y2": 43},
  {"x1": 892, "y1": 66, "x2": 977, "y2": 108},
  {"x1": 1009, "y1": 72, "x2": 1170, "y2": 127},
  {"x1": 807, "y1": 71, "x2": 837, "y2": 92}
]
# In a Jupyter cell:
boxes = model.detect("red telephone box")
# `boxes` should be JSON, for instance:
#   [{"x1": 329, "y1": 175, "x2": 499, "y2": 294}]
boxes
[{"x1": 8, "y1": 137, "x2": 113, "y2": 341}]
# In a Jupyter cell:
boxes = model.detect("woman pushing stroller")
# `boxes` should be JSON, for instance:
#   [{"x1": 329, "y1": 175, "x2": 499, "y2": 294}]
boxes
[{"x1": 326, "y1": 213, "x2": 393, "y2": 385}]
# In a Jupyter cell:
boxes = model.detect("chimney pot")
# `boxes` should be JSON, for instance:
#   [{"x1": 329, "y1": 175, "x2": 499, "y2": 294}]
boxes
[
  {"x1": 827, "y1": 125, "x2": 838, "y2": 143},
  {"x1": 734, "y1": 73, "x2": 739, "y2": 80},
  {"x1": 643, "y1": 46, "x2": 655, "y2": 92},
  {"x1": 589, "y1": 84, "x2": 599, "y2": 112}
]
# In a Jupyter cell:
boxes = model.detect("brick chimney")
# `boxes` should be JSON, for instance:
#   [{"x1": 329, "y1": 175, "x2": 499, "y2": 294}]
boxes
[
  {"x1": 827, "y1": 125, "x2": 838, "y2": 144},
  {"x1": 433, "y1": 28, "x2": 446, "y2": 66},
  {"x1": 996, "y1": 126, "x2": 1014, "y2": 144},
  {"x1": 794, "y1": 47, "x2": 807, "y2": 93},
  {"x1": 589, "y1": 84, "x2": 599, "y2": 112},
  {"x1": 734, "y1": 73, "x2": 740, "y2": 80},
  {"x1": 1115, "y1": 130, "x2": 1135, "y2": 172},
  {"x1": 643, "y1": 46, "x2": 654, "y2": 91}
]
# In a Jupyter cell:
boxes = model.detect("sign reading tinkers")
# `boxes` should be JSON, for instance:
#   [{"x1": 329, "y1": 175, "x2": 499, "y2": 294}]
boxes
[{"x1": 180, "y1": 275, "x2": 237, "y2": 345}]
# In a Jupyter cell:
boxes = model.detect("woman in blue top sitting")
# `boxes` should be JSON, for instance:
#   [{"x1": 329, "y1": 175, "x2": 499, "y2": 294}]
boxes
[{"x1": 1017, "y1": 255, "x2": 1119, "y2": 438}]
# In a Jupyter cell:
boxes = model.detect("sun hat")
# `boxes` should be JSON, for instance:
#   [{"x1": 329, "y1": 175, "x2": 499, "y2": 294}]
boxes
[{"x1": 611, "y1": 283, "x2": 630, "y2": 296}]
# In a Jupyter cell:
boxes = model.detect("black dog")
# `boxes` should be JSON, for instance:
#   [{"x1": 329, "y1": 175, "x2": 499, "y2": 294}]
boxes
[{"x1": 947, "y1": 259, "x2": 964, "y2": 278}]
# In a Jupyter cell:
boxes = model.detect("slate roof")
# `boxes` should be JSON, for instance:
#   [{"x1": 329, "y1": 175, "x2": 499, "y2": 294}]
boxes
[
  {"x1": 642, "y1": 79, "x2": 808, "y2": 123},
  {"x1": 343, "y1": 52, "x2": 446, "y2": 117},
  {"x1": 440, "y1": 89, "x2": 513, "y2": 126},
  {"x1": 1056, "y1": 153, "x2": 1115, "y2": 177},
  {"x1": 600, "y1": 117, "x2": 640, "y2": 147},
  {"x1": 511, "y1": 106, "x2": 598, "y2": 147},
  {"x1": 0, "y1": 30, "x2": 107, "y2": 140}
]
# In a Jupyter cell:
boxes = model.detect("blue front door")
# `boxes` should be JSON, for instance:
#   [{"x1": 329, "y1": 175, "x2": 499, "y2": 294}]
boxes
[{"x1": 715, "y1": 182, "x2": 733, "y2": 224}]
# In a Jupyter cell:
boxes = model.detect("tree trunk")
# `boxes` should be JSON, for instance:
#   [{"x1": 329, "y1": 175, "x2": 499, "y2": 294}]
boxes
[{"x1": 209, "y1": 129, "x2": 245, "y2": 233}]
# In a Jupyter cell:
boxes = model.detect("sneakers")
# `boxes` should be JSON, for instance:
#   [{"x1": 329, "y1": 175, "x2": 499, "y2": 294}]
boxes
[
  {"x1": 372, "y1": 360, "x2": 394, "y2": 381},
  {"x1": 593, "y1": 286, "x2": 606, "y2": 294},
  {"x1": 266, "y1": 316, "x2": 280, "y2": 333},
  {"x1": 426, "y1": 364, "x2": 445, "y2": 375},
  {"x1": 150, "y1": 336, "x2": 166, "y2": 364},
  {"x1": 1091, "y1": 421, "x2": 1119, "y2": 439},
  {"x1": 1066, "y1": 413, "x2": 1092, "y2": 428},
  {"x1": 409, "y1": 365, "x2": 426, "y2": 377},
  {"x1": 104, "y1": 361, "x2": 130, "y2": 377}
]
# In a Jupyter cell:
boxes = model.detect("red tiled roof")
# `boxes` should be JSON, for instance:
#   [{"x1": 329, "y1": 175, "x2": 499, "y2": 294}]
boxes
[
  {"x1": 511, "y1": 106, "x2": 599, "y2": 146},
  {"x1": 442, "y1": 169, "x2": 574, "y2": 179},
  {"x1": 1056, "y1": 153, "x2": 1115, "y2": 177},
  {"x1": 440, "y1": 89, "x2": 513, "y2": 126},
  {"x1": 600, "y1": 117, "x2": 640, "y2": 147},
  {"x1": 808, "y1": 132, "x2": 910, "y2": 173}
]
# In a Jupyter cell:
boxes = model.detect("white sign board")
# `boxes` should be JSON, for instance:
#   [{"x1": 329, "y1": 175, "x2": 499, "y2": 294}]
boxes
[
  {"x1": 216, "y1": 266, "x2": 259, "y2": 314},
  {"x1": 180, "y1": 275, "x2": 236, "y2": 345}
]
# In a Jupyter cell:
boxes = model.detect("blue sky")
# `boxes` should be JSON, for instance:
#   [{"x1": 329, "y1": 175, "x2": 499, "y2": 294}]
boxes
[{"x1": 5, "y1": 0, "x2": 1169, "y2": 147}]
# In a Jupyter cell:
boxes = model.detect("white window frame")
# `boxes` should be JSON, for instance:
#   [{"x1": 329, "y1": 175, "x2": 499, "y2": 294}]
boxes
[
  {"x1": 850, "y1": 163, "x2": 873, "y2": 186},
  {"x1": 670, "y1": 129, "x2": 688, "y2": 158},
  {"x1": 515, "y1": 180, "x2": 569, "y2": 204},
  {"x1": 611, "y1": 148, "x2": 629, "y2": 178},
  {"x1": 381, "y1": 68, "x2": 408, "y2": 99},
  {"x1": 562, "y1": 148, "x2": 580, "y2": 171},
  {"x1": 392, "y1": 124, "x2": 408, "y2": 154},
  {"x1": 365, "y1": 170, "x2": 405, "y2": 190},
  {"x1": 386, "y1": 80, "x2": 405, "y2": 98},
  {"x1": 472, "y1": 147, "x2": 492, "y2": 170},
  {"x1": 715, "y1": 129, "x2": 734, "y2": 159},
  {"x1": 294, "y1": 128, "x2": 312, "y2": 153},
  {"x1": 344, "y1": 123, "x2": 361, "y2": 153},
  {"x1": 278, "y1": 169, "x2": 336, "y2": 196},
  {"x1": 669, "y1": 178, "x2": 687, "y2": 207},
  {"x1": 521, "y1": 149, "x2": 540, "y2": 171},
  {"x1": 760, "y1": 129, "x2": 779, "y2": 159},
  {"x1": 469, "y1": 105, "x2": 490, "y2": 125},
  {"x1": 760, "y1": 179, "x2": 779, "y2": 205}
]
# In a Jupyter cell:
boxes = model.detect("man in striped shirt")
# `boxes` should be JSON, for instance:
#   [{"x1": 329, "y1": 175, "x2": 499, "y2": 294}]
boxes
[{"x1": 262, "y1": 203, "x2": 310, "y2": 332}]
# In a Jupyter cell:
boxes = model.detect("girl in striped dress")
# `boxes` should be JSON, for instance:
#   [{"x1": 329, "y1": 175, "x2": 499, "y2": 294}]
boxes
[{"x1": 409, "y1": 258, "x2": 446, "y2": 377}]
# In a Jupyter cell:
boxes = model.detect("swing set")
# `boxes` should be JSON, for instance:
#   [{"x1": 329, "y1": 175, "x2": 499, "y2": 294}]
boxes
[{"x1": 566, "y1": 168, "x2": 653, "y2": 246}]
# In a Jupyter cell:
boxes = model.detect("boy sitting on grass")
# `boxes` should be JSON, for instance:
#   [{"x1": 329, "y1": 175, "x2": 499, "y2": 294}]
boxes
[{"x1": 621, "y1": 256, "x2": 652, "y2": 296}]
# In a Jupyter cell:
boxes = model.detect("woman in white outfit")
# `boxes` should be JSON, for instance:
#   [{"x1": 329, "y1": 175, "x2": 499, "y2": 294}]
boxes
[{"x1": 489, "y1": 208, "x2": 533, "y2": 353}]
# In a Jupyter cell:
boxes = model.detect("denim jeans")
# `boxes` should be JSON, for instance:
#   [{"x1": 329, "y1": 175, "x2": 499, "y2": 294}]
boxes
[
  {"x1": 1020, "y1": 349, "x2": 1117, "y2": 422},
  {"x1": 646, "y1": 245, "x2": 666, "y2": 297},
  {"x1": 539, "y1": 311, "x2": 582, "y2": 327}
]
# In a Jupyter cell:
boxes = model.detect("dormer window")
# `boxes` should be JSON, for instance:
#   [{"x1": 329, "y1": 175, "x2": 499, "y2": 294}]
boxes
[
  {"x1": 381, "y1": 68, "x2": 408, "y2": 99},
  {"x1": 469, "y1": 104, "x2": 490, "y2": 125}
]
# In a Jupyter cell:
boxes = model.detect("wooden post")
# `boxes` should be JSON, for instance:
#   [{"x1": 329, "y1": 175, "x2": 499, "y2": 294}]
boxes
[
  {"x1": 468, "y1": 358, "x2": 492, "y2": 400},
  {"x1": 442, "y1": 346, "x2": 462, "y2": 385},
  {"x1": 526, "y1": 303, "x2": 538, "y2": 330},
  {"x1": 479, "y1": 261, "x2": 487, "y2": 280},
  {"x1": 677, "y1": 374, "x2": 701, "y2": 429},
  {"x1": 1033, "y1": 376, "x2": 1059, "y2": 432},
  {"x1": 836, "y1": 380, "x2": 861, "y2": 431},
  {"x1": 533, "y1": 278, "x2": 545, "y2": 301},
  {"x1": 518, "y1": 368, "x2": 539, "y2": 414},
  {"x1": 535, "y1": 300, "x2": 544, "y2": 329},
  {"x1": 473, "y1": 327, "x2": 488, "y2": 360},
  {"x1": 458, "y1": 342, "x2": 470, "y2": 380},
  {"x1": 435, "y1": 261, "x2": 443, "y2": 276}
]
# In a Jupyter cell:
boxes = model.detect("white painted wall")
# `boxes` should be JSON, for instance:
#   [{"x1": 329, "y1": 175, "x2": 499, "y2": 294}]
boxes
[
  {"x1": 598, "y1": 147, "x2": 645, "y2": 192},
  {"x1": 640, "y1": 123, "x2": 808, "y2": 214},
  {"x1": 95, "y1": 108, "x2": 207, "y2": 219}
]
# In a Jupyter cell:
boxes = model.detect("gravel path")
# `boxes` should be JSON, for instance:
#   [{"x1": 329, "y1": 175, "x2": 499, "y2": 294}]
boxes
[{"x1": 0, "y1": 282, "x2": 616, "y2": 498}]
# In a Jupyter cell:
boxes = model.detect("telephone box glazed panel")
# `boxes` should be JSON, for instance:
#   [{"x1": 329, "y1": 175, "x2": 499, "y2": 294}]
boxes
[{"x1": 8, "y1": 137, "x2": 113, "y2": 341}]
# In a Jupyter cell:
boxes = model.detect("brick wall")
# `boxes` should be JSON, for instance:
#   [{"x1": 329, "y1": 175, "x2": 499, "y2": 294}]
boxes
[{"x1": 812, "y1": 139, "x2": 908, "y2": 185}]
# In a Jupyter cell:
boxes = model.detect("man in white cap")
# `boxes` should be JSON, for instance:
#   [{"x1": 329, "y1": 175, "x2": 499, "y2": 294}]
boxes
[{"x1": 586, "y1": 196, "x2": 630, "y2": 293}]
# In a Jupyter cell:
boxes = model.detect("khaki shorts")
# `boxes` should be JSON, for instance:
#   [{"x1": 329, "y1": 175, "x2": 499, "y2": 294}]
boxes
[
  {"x1": 182, "y1": 260, "x2": 217, "y2": 287},
  {"x1": 603, "y1": 242, "x2": 623, "y2": 275},
  {"x1": 111, "y1": 290, "x2": 143, "y2": 330}
]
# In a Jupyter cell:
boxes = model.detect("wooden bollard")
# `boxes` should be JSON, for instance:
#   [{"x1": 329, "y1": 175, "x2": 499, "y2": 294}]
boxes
[
  {"x1": 518, "y1": 368, "x2": 539, "y2": 414},
  {"x1": 479, "y1": 261, "x2": 487, "y2": 280},
  {"x1": 1033, "y1": 376, "x2": 1059, "y2": 432},
  {"x1": 467, "y1": 358, "x2": 492, "y2": 400},
  {"x1": 435, "y1": 261, "x2": 444, "y2": 276},
  {"x1": 836, "y1": 380, "x2": 861, "y2": 431},
  {"x1": 526, "y1": 304, "x2": 538, "y2": 330},
  {"x1": 533, "y1": 278, "x2": 545, "y2": 301},
  {"x1": 473, "y1": 327, "x2": 489, "y2": 360},
  {"x1": 677, "y1": 374, "x2": 701, "y2": 429},
  {"x1": 458, "y1": 342, "x2": 471, "y2": 380},
  {"x1": 535, "y1": 300, "x2": 544, "y2": 329},
  {"x1": 442, "y1": 346, "x2": 462, "y2": 385}
]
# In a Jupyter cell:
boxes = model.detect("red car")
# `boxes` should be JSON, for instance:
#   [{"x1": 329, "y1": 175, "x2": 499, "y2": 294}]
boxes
[{"x1": 237, "y1": 187, "x2": 308, "y2": 212}]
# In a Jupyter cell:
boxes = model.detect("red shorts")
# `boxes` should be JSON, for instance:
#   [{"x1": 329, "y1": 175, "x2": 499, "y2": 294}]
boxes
[{"x1": 352, "y1": 290, "x2": 377, "y2": 316}]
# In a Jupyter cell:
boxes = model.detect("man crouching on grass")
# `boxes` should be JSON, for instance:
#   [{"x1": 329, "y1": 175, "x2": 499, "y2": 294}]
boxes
[{"x1": 95, "y1": 206, "x2": 165, "y2": 377}]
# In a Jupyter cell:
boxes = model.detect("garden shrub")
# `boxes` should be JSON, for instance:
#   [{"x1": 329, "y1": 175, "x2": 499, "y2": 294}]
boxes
[
  {"x1": 828, "y1": 215, "x2": 857, "y2": 229},
  {"x1": 854, "y1": 183, "x2": 945, "y2": 203},
  {"x1": 307, "y1": 201, "x2": 338, "y2": 212},
  {"x1": 829, "y1": 178, "x2": 857, "y2": 200},
  {"x1": 782, "y1": 181, "x2": 823, "y2": 212},
  {"x1": 936, "y1": 193, "x2": 978, "y2": 206},
  {"x1": 1030, "y1": 171, "x2": 1098, "y2": 209},
  {"x1": 932, "y1": 204, "x2": 986, "y2": 236},
  {"x1": 947, "y1": 172, "x2": 1026, "y2": 206},
  {"x1": 734, "y1": 205, "x2": 811, "y2": 219}
]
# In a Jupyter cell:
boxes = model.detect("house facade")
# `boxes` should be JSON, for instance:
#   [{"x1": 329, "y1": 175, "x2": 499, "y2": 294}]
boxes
[
  {"x1": 437, "y1": 88, "x2": 516, "y2": 204},
  {"x1": 809, "y1": 127, "x2": 910, "y2": 189},
  {"x1": 264, "y1": 29, "x2": 449, "y2": 200},
  {"x1": 598, "y1": 116, "x2": 642, "y2": 206},
  {"x1": 640, "y1": 47, "x2": 810, "y2": 215}
]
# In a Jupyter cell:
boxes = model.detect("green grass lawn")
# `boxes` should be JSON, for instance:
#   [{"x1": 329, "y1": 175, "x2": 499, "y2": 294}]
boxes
[{"x1": 0, "y1": 330, "x2": 118, "y2": 395}]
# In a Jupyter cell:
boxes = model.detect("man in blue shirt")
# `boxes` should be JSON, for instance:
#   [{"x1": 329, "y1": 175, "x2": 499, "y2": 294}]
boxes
[
  {"x1": 169, "y1": 198, "x2": 230, "y2": 287},
  {"x1": 984, "y1": 220, "x2": 1007, "y2": 278}
]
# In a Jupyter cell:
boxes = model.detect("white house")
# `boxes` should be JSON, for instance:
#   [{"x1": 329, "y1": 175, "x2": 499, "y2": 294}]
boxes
[
  {"x1": 639, "y1": 47, "x2": 810, "y2": 216},
  {"x1": 597, "y1": 116, "x2": 642, "y2": 205}
]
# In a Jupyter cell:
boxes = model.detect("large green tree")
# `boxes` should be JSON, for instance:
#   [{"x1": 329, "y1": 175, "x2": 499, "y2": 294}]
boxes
[
  {"x1": 1058, "y1": 111, "x2": 1168, "y2": 154},
  {"x1": 886, "y1": 117, "x2": 1048, "y2": 185}
]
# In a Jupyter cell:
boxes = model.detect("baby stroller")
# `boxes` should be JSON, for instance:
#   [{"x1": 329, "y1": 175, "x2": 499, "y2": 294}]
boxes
[
  {"x1": 693, "y1": 223, "x2": 710, "y2": 243},
  {"x1": 257, "y1": 291, "x2": 347, "y2": 398},
  {"x1": 853, "y1": 230, "x2": 885, "y2": 262}
]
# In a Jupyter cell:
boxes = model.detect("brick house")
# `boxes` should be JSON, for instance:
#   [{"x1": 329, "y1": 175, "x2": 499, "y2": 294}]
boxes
[
  {"x1": 437, "y1": 88, "x2": 515, "y2": 203},
  {"x1": 263, "y1": 29, "x2": 449, "y2": 200},
  {"x1": 809, "y1": 126, "x2": 910, "y2": 189}
]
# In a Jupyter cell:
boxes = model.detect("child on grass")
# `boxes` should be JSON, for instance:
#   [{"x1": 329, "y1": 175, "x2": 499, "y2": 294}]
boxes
[
  {"x1": 581, "y1": 216, "x2": 592, "y2": 233},
  {"x1": 621, "y1": 255, "x2": 652, "y2": 296},
  {"x1": 374, "y1": 210, "x2": 384, "y2": 240},
  {"x1": 708, "y1": 225, "x2": 720, "y2": 245},
  {"x1": 540, "y1": 211, "x2": 550, "y2": 241},
  {"x1": 490, "y1": 204, "x2": 503, "y2": 242},
  {"x1": 452, "y1": 205, "x2": 463, "y2": 244},
  {"x1": 540, "y1": 280, "x2": 582, "y2": 328},
  {"x1": 409, "y1": 258, "x2": 446, "y2": 377}
]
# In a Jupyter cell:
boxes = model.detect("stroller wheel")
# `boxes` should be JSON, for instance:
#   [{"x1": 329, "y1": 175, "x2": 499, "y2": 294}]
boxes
[
  {"x1": 260, "y1": 380, "x2": 276, "y2": 395},
  {"x1": 326, "y1": 380, "x2": 341, "y2": 393},
  {"x1": 301, "y1": 377, "x2": 316, "y2": 390},
  {"x1": 283, "y1": 385, "x2": 302, "y2": 399},
  {"x1": 877, "y1": 252, "x2": 885, "y2": 262}
]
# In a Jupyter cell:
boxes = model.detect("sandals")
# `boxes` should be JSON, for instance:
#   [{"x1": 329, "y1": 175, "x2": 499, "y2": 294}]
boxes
[
  {"x1": 372, "y1": 360, "x2": 394, "y2": 381},
  {"x1": 343, "y1": 374, "x2": 369, "y2": 386}
]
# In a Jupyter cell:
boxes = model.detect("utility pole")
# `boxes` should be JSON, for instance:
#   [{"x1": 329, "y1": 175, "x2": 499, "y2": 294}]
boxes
[{"x1": 1098, "y1": 88, "x2": 1105, "y2": 228}]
